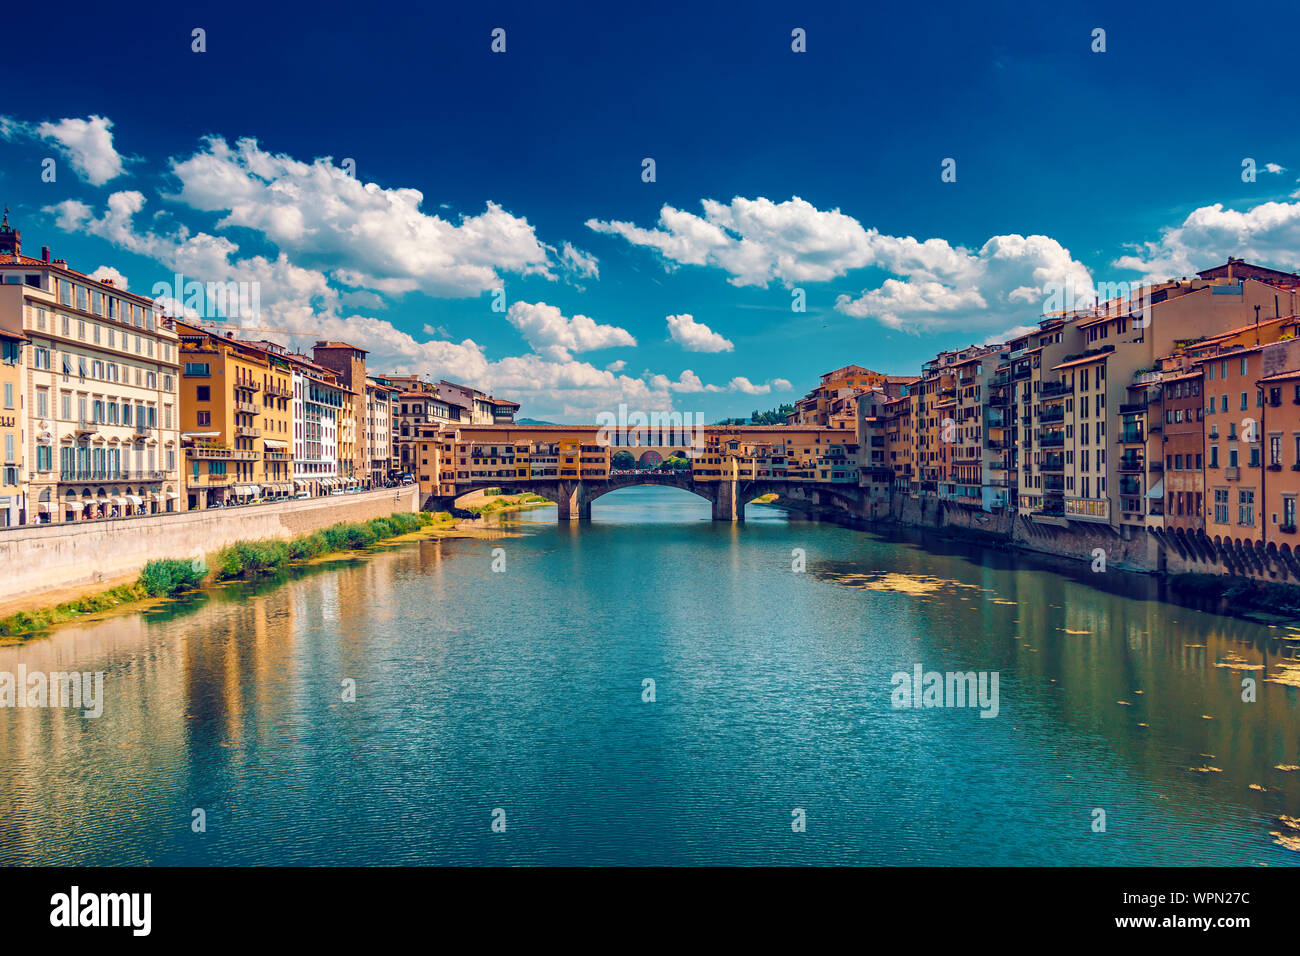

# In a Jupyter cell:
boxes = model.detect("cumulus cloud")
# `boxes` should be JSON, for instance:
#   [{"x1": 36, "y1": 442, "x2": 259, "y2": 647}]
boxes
[
  {"x1": 1265, "y1": 163, "x2": 1286, "y2": 174},
  {"x1": 665, "y1": 313, "x2": 734, "y2": 352},
  {"x1": 87, "y1": 265, "x2": 128, "y2": 290},
  {"x1": 589, "y1": 194, "x2": 1095, "y2": 332},
  {"x1": 588, "y1": 196, "x2": 877, "y2": 287},
  {"x1": 46, "y1": 189, "x2": 662, "y2": 420},
  {"x1": 505, "y1": 300, "x2": 636, "y2": 361},
  {"x1": 1114, "y1": 200, "x2": 1300, "y2": 282},
  {"x1": 167, "y1": 136, "x2": 563, "y2": 297},
  {"x1": 0, "y1": 115, "x2": 126, "y2": 185}
]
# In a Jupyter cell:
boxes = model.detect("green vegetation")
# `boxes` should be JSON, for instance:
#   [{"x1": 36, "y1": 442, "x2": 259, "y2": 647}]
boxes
[
  {"x1": 213, "y1": 512, "x2": 428, "y2": 579},
  {"x1": 611, "y1": 450, "x2": 636, "y2": 469},
  {"x1": 466, "y1": 494, "x2": 551, "y2": 516},
  {"x1": 659, "y1": 456, "x2": 690, "y2": 471},
  {"x1": 139, "y1": 558, "x2": 206, "y2": 597},
  {"x1": 716, "y1": 402, "x2": 795, "y2": 427},
  {"x1": 0, "y1": 511, "x2": 440, "y2": 637},
  {"x1": 0, "y1": 582, "x2": 150, "y2": 637}
]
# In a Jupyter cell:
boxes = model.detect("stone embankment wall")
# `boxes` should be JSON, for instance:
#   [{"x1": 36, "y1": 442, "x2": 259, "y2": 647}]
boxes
[
  {"x1": 0, "y1": 487, "x2": 420, "y2": 604},
  {"x1": 872, "y1": 490, "x2": 1296, "y2": 580}
]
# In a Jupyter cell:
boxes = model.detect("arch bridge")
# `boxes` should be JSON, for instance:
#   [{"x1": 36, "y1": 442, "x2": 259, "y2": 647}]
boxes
[{"x1": 429, "y1": 471, "x2": 866, "y2": 522}]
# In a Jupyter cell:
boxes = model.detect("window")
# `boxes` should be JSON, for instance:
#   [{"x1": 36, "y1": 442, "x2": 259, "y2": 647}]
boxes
[
  {"x1": 1241, "y1": 392, "x2": 1249, "y2": 411},
  {"x1": 1214, "y1": 488, "x2": 1229, "y2": 524},
  {"x1": 197, "y1": 411, "x2": 211, "y2": 427},
  {"x1": 1286, "y1": 497, "x2": 1298, "y2": 529},
  {"x1": 196, "y1": 385, "x2": 210, "y2": 401},
  {"x1": 2, "y1": 383, "x2": 11, "y2": 410},
  {"x1": 184, "y1": 362, "x2": 210, "y2": 376},
  {"x1": 1239, "y1": 489, "x2": 1255, "y2": 526},
  {"x1": 1272, "y1": 436, "x2": 1283, "y2": 467}
]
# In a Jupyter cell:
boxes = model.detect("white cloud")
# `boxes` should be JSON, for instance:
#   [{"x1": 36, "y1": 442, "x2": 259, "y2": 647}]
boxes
[
  {"x1": 559, "y1": 242, "x2": 599, "y2": 279},
  {"x1": 1114, "y1": 200, "x2": 1300, "y2": 281},
  {"x1": 1265, "y1": 163, "x2": 1286, "y2": 174},
  {"x1": 0, "y1": 115, "x2": 126, "y2": 185},
  {"x1": 589, "y1": 194, "x2": 1095, "y2": 332},
  {"x1": 37, "y1": 116, "x2": 126, "y2": 186},
  {"x1": 88, "y1": 265, "x2": 128, "y2": 290},
  {"x1": 836, "y1": 233, "x2": 1095, "y2": 333},
  {"x1": 505, "y1": 300, "x2": 636, "y2": 361},
  {"x1": 588, "y1": 196, "x2": 877, "y2": 287},
  {"x1": 168, "y1": 136, "x2": 564, "y2": 297},
  {"x1": 666, "y1": 313, "x2": 734, "y2": 352},
  {"x1": 984, "y1": 324, "x2": 1037, "y2": 345}
]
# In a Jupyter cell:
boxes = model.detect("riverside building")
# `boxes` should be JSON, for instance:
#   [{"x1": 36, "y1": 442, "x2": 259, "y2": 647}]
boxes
[{"x1": 0, "y1": 218, "x2": 182, "y2": 523}]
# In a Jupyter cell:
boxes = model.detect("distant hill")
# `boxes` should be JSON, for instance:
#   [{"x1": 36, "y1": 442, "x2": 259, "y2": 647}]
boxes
[{"x1": 516, "y1": 417, "x2": 557, "y2": 426}]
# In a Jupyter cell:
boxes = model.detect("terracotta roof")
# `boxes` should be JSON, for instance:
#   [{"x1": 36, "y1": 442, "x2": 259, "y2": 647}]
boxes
[
  {"x1": 1257, "y1": 369, "x2": 1300, "y2": 384},
  {"x1": 0, "y1": 327, "x2": 27, "y2": 342}
]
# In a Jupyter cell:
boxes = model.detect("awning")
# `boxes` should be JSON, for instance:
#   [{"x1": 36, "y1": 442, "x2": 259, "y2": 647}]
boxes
[
  {"x1": 248, "y1": 485, "x2": 261, "y2": 496},
  {"x1": 233, "y1": 485, "x2": 251, "y2": 496},
  {"x1": 181, "y1": 431, "x2": 221, "y2": 440},
  {"x1": 112, "y1": 496, "x2": 127, "y2": 506},
  {"x1": 165, "y1": 491, "x2": 179, "y2": 499},
  {"x1": 293, "y1": 480, "x2": 306, "y2": 491},
  {"x1": 38, "y1": 502, "x2": 53, "y2": 512},
  {"x1": 263, "y1": 439, "x2": 289, "y2": 450},
  {"x1": 1146, "y1": 479, "x2": 1165, "y2": 500},
  {"x1": 126, "y1": 495, "x2": 144, "y2": 506}
]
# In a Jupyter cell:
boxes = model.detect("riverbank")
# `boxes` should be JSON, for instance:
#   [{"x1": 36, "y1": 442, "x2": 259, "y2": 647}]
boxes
[
  {"x1": 459, "y1": 490, "x2": 553, "y2": 517},
  {"x1": 0, "y1": 509, "x2": 505, "y2": 642},
  {"x1": 0, "y1": 485, "x2": 422, "y2": 606}
]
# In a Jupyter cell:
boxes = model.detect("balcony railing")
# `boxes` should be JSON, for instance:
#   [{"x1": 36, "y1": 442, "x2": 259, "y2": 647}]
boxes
[
  {"x1": 1039, "y1": 408, "x2": 1065, "y2": 424},
  {"x1": 1040, "y1": 381, "x2": 1071, "y2": 398},
  {"x1": 233, "y1": 380, "x2": 262, "y2": 393},
  {"x1": 1120, "y1": 428, "x2": 1145, "y2": 444},
  {"x1": 235, "y1": 426, "x2": 261, "y2": 438},
  {"x1": 1040, "y1": 455, "x2": 1065, "y2": 472},
  {"x1": 187, "y1": 446, "x2": 258, "y2": 461},
  {"x1": 1117, "y1": 458, "x2": 1144, "y2": 473}
]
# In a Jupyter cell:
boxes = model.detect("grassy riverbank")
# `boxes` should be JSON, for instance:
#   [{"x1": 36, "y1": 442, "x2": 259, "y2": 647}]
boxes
[
  {"x1": 0, "y1": 511, "x2": 443, "y2": 639},
  {"x1": 464, "y1": 491, "x2": 552, "y2": 517}
]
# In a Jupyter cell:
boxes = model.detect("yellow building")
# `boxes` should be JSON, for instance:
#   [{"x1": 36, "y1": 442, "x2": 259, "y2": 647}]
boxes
[
  {"x1": 0, "y1": 221, "x2": 183, "y2": 524},
  {"x1": 177, "y1": 323, "x2": 294, "y2": 509},
  {"x1": 0, "y1": 328, "x2": 25, "y2": 526}
]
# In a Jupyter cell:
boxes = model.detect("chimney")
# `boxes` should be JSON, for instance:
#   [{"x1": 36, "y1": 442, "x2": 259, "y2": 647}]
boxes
[{"x1": 41, "y1": 246, "x2": 49, "y2": 263}]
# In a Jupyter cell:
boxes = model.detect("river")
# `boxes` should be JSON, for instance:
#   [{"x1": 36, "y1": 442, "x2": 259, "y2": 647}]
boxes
[{"x1": 2, "y1": 486, "x2": 1299, "y2": 865}]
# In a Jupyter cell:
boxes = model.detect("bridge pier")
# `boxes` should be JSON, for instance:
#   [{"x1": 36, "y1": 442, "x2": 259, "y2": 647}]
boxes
[{"x1": 711, "y1": 480, "x2": 744, "y2": 523}]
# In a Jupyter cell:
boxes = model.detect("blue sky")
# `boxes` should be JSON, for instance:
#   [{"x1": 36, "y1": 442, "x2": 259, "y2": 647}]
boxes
[{"x1": 2, "y1": 0, "x2": 1298, "y2": 421}]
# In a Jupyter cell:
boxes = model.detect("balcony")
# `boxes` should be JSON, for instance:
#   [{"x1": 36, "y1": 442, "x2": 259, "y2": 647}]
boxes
[
  {"x1": 1118, "y1": 402, "x2": 1147, "y2": 415},
  {"x1": 1039, "y1": 408, "x2": 1065, "y2": 424},
  {"x1": 1065, "y1": 497, "x2": 1110, "y2": 522},
  {"x1": 1040, "y1": 381, "x2": 1071, "y2": 398},
  {"x1": 1225, "y1": 466, "x2": 1240, "y2": 481},
  {"x1": 266, "y1": 382, "x2": 292, "y2": 398},
  {"x1": 134, "y1": 422, "x2": 152, "y2": 436},
  {"x1": 1040, "y1": 455, "x2": 1065, "y2": 472},
  {"x1": 75, "y1": 419, "x2": 97, "y2": 435},
  {"x1": 1117, "y1": 457, "x2": 1144, "y2": 473},
  {"x1": 1120, "y1": 428, "x2": 1145, "y2": 444},
  {"x1": 1043, "y1": 476, "x2": 1065, "y2": 492},
  {"x1": 1119, "y1": 477, "x2": 1142, "y2": 496},
  {"x1": 235, "y1": 426, "x2": 261, "y2": 438},
  {"x1": 187, "y1": 446, "x2": 258, "y2": 461},
  {"x1": 1040, "y1": 432, "x2": 1065, "y2": 448},
  {"x1": 233, "y1": 380, "x2": 262, "y2": 393},
  {"x1": 235, "y1": 400, "x2": 258, "y2": 414}
]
